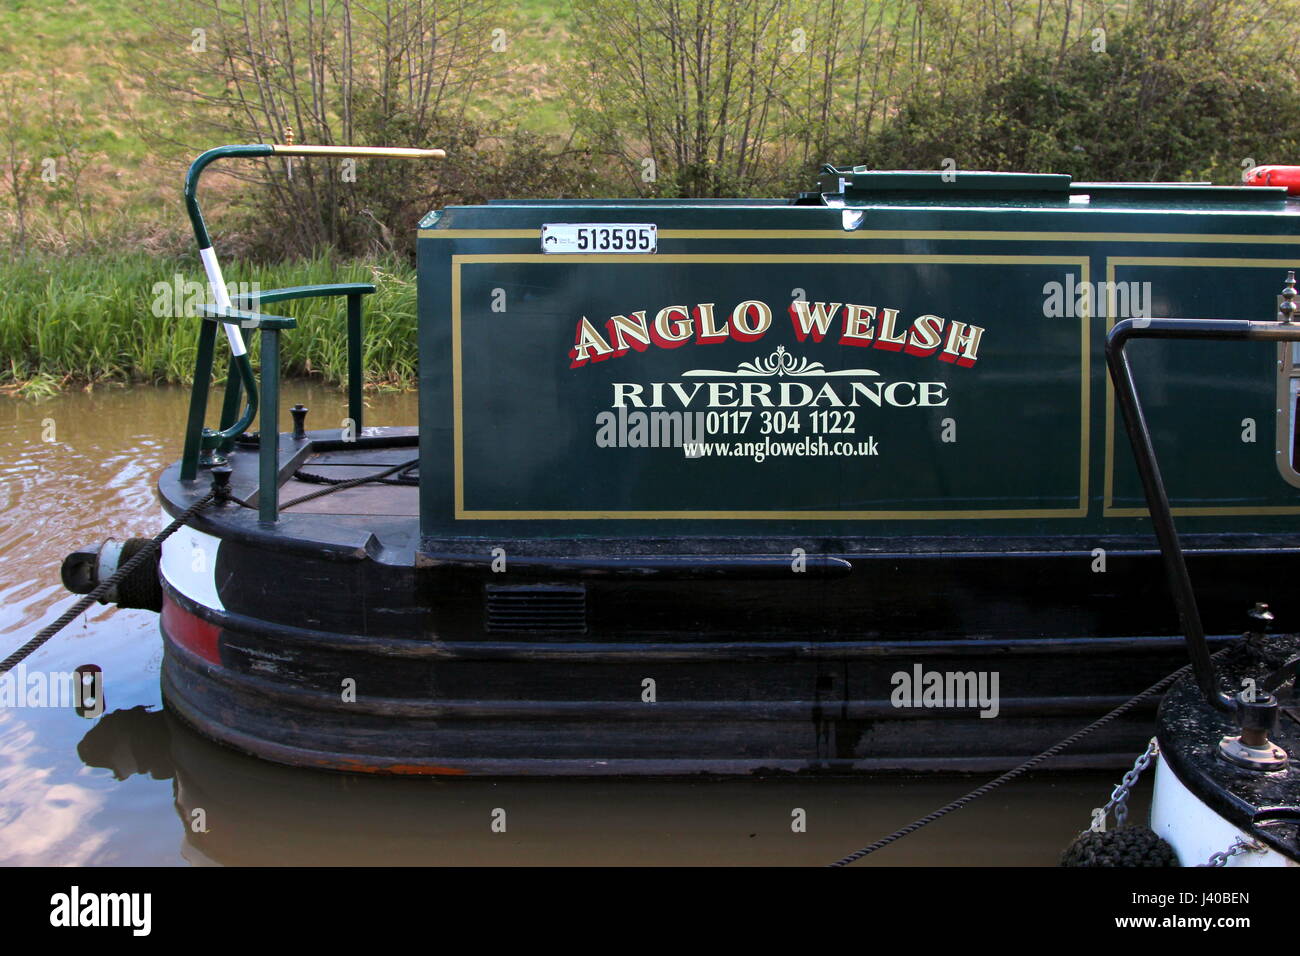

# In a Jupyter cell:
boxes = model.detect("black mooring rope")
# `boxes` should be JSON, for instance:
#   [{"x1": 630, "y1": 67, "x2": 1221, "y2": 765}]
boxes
[
  {"x1": 0, "y1": 492, "x2": 217, "y2": 677},
  {"x1": 826, "y1": 649, "x2": 1228, "y2": 867},
  {"x1": 294, "y1": 460, "x2": 419, "y2": 487},
  {"x1": 219, "y1": 459, "x2": 419, "y2": 512},
  {"x1": 277, "y1": 458, "x2": 418, "y2": 510}
]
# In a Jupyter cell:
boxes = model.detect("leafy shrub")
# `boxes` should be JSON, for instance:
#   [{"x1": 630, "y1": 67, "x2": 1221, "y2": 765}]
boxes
[{"x1": 851, "y1": 25, "x2": 1300, "y2": 183}]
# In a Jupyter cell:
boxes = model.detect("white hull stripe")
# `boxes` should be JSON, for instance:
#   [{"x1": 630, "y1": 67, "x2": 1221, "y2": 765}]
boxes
[
  {"x1": 159, "y1": 507, "x2": 225, "y2": 611},
  {"x1": 1150, "y1": 754, "x2": 1295, "y2": 867}
]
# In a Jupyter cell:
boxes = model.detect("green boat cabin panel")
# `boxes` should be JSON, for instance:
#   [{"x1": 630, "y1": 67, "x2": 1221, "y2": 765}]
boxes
[{"x1": 416, "y1": 181, "x2": 1300, "y2": 541}]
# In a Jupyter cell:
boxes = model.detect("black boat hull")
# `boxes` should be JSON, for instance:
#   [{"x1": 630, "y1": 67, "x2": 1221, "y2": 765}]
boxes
[
  {"x1": 158, "y1": 579, "x2": 1246, "y2": 774},
  {"x1": 145, "y1": 424, "x2": 1300, "y2": 775}
]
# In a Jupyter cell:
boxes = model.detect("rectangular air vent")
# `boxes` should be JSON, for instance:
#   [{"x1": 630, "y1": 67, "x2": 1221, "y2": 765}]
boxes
[{"x1": 484, "y1": 584, "x2": 587, "y2": 634}]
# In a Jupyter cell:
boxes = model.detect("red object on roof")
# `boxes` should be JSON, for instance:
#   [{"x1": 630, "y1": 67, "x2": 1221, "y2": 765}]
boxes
[{"x1": 1243, "y1": 165, "x2": 1300, "y2": 194}]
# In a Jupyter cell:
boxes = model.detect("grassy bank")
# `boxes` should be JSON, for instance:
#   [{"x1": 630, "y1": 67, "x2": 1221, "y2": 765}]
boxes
[
  {"x1": 0, "y1": 253, "x2": 417, "y2": 397},
  {"x1": 0, "y1": 0, "x2": 576, "y2": 248}
]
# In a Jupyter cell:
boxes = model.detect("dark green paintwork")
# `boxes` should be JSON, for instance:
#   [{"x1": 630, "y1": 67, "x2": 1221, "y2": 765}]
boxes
[
  {"x1": 178, "y1": 147, "x2": 416, "y2": 522},
  {"x1": 232, "y1": 284, "x2": 373, "y2": 429},
  {"x1": 179, "y1": 328, "x2": 259, "y2": 480},
  {"x1": 237, "y1": 283, "x2": 376, "y2": 304},
  {"x1": 199, "y1": 303, "x2": 297, "y2": 330},
  {"x1": 180, "y1": 318, "x2": 219, "y2": 481},
  {"x1": 347, "y1": 293, "x2": 364, "y2": 432},
  {"x1": 259, "y1": 327, "x2": 280, "y2": 524},
  {"x1": 216, "y1": 352, "x2": 259, "y2": 449},
  {"x1": 417, "y1": 178, "x2": 1300, "y2": 542},
  {"x1": 184, "y1": 145, "x2": 274, "y2": 250},
  {"x1": 823, "y1": 167, "x2": 1072, "y2": 194},
  {"x1": 180, "y1": 302, "x2": 298, "y2": 482},
  {"x1": 232, "y1": 285, "x2": 373, "y2": 430},
  {"x1": 179, "y1": 290, "x2": 375, "y2": 514},
  {"x1": 218, "y1": 327, "x2": 248, "y2": 439}
]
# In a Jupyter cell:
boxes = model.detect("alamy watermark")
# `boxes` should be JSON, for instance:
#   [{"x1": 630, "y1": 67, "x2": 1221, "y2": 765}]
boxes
[
  {"x1": 890, "y1": 665, "x2": 1000, "y2": 718},
  {"x1": 151, "y1": 275, "x2": 261, "y2": 318},
  {"x1": 1042, "y1": 275, "x2": 1152, "y2": 320},
  {"x1": 49, "y1": 886, "x2": 150, "y2": 936},
  {"x1": 0, "y1": 664, "x2": 103, "y2": 717},
  {"x1": 595, "y1": 407, "x2": 706, "y2": 449}
]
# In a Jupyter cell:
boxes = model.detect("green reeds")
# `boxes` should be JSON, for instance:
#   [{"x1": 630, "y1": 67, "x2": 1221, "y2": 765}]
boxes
[{"x1": 0, "y1": 252, "x2": 417, "y2": 392}]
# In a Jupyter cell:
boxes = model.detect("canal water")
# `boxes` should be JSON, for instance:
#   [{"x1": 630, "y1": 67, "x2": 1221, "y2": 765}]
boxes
[{"x1": 0, "y1": 385, "x2": 1146, "y2": 866}]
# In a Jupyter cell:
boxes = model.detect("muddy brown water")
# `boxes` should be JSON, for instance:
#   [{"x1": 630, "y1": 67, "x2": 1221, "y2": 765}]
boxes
[{"x1": 0, "y1": 385, "x2": 1147, "y2": 866}]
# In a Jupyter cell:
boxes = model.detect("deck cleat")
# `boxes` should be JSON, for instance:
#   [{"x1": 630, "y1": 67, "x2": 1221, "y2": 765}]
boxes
[{"x1": 1218, "y1": 688, "x2": 1289, "y2": 771}]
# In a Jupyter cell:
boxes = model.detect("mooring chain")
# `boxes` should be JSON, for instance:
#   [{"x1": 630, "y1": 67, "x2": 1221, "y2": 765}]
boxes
[
  {"x1": 828, "y1": 650, "x2": 1230, "y2": 867},
  {"x1": 1082, "y1": 737, "x2": 1160, "y2": 835},
  {"x1": 0, "y1": 492, "x2": 217, "y2": 677},
  {"x1": 1199, "y1": 837, "x2": 1266, "y2": 867}
]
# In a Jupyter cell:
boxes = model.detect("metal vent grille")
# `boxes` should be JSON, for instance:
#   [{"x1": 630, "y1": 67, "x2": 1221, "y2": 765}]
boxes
[{"x1": 485, "y1": 585, "x2": 587, "y2": 634}]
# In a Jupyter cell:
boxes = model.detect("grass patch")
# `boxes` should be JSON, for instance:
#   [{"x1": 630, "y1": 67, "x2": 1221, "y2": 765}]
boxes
[
  {"x1": 0, "y1": 0, "x2": 579, "y2": 250},
  {"x1": 0, "y1": 252, "x2": 418, "y2": 392}
]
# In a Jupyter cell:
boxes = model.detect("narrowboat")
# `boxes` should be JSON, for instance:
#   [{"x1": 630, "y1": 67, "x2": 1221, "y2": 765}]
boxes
[{"x1": 58, "y1": 148, "x2": 1300, "y2": 776}]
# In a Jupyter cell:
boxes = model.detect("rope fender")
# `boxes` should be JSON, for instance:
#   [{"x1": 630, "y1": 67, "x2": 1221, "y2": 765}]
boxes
[{"x1": 0, "y1": 492, "x2": 217, "y2": 677}]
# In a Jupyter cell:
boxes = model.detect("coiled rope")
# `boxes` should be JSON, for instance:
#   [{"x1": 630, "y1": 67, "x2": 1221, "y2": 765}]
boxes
[
  {"x1": 826, "y1": 649, "x2": 1227, "y2": 867},
  {"x1": 0, "y1": 492, "x2": 217, "y2": 677}
]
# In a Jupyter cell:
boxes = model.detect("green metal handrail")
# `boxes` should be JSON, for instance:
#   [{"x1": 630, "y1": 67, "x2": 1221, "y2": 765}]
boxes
[
  {"x1": 235, "y1": 284, "x2": 376, "y2": 434},
  {"x1": 177, "y1": 142, "x2": 442, "y2": 522},
  {"x1": 179, "y1": 146, "x2": 272, "y2": 483}
]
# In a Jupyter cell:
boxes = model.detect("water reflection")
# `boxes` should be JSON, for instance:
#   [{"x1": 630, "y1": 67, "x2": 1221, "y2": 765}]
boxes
[
  {"x1": 68, "y1": 702, "x2": 1142, "y2": 867},
  {"x1": 0, "y1": 709, "x2": 109, "y2": 866}
]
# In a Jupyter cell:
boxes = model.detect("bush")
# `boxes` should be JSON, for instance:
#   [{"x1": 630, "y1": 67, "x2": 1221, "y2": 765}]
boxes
[
  {"x1": 226, "y1": 124, "x2": 613, "y2": 263},
  {"x1": 851, "y1": 25, "x2": 1300, "y2": 183}
]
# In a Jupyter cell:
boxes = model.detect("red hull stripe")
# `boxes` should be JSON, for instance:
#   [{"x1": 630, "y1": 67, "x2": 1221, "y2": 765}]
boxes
[{"x1": 161, "y1": 595, "x2": 222, "y2": 666}]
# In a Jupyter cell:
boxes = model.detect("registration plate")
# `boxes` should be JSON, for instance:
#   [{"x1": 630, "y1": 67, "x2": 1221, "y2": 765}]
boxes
[{"x1": 541, "y1": 223, "x2": 657, "y2": 254}]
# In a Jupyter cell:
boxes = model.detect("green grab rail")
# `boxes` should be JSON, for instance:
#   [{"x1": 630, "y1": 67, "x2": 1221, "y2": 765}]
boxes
[
  {"x1": 180, "y1": 146, "x2": 273, "y2": 484},
  {"x1": 233, "y1": 283, "x2": 378, "y2": 305},
  {"x1": 177, "y1": 143, "x2": 442, "y2": 522},
  {"x1": 201, "y1": 304, "x2": 298, "y2": 329},
  {"x1": 234, "y1": 284, "x2": 377, "y2": 434}
]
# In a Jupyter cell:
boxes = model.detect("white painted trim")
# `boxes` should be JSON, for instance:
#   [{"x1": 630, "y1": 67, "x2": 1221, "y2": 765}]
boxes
[
  {"x1": 1150, "y1": 754, "x2": 1295, "y2": 866},
  {"x1": 159, "y1": 507, "x2": 225, "y2": 611},
  {"x1": 199, "y1": 246, "x2": 247, "y2": 357}
]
